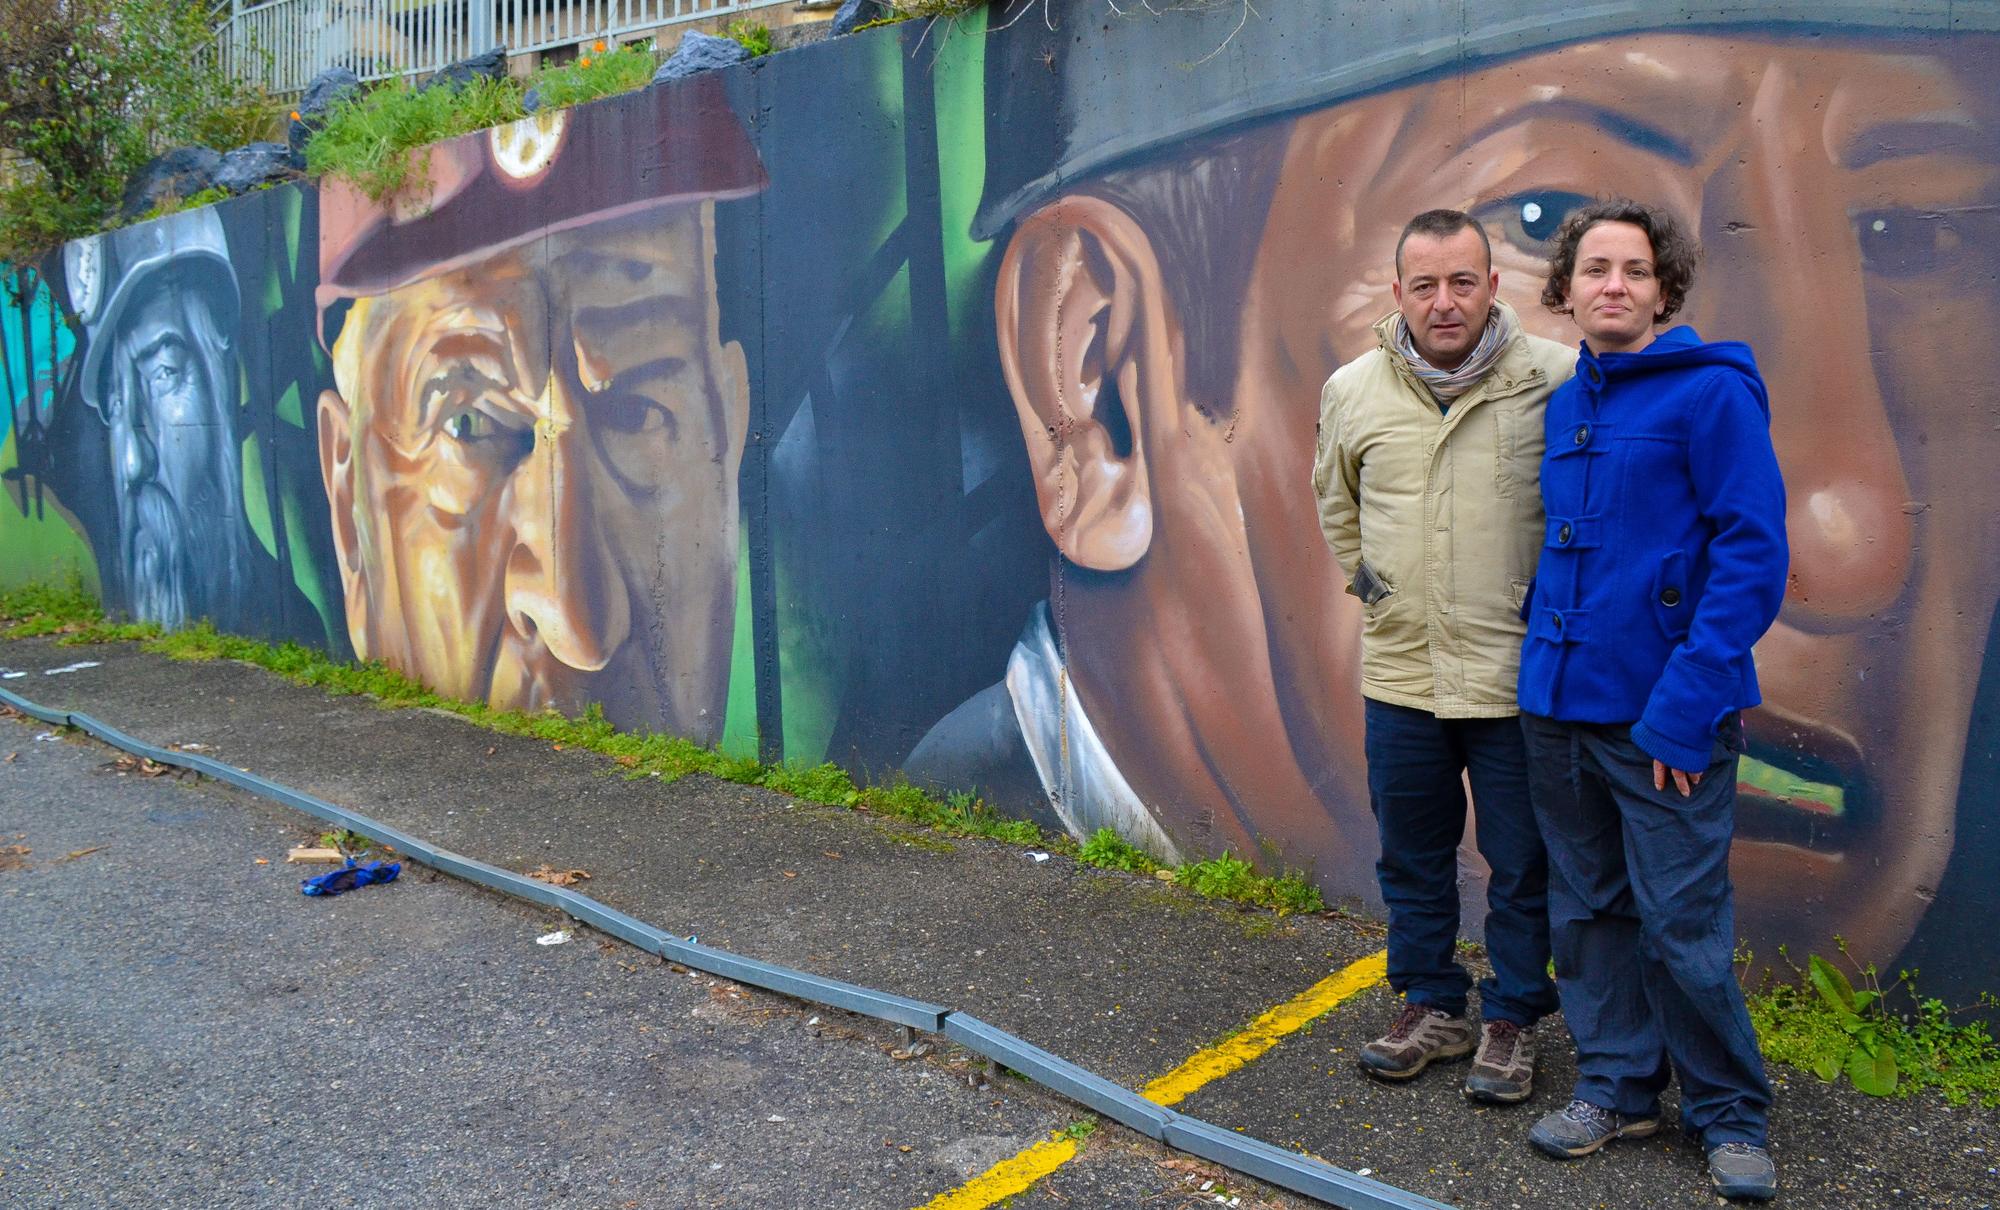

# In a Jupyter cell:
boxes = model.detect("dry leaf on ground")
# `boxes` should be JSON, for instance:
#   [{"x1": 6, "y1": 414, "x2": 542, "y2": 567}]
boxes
[{"x1": 526, "y1": 864, "x2": 591, "y2": 887}]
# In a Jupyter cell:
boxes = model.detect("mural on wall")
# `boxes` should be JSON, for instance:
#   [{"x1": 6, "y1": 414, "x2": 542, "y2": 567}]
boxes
[
  {"x1": 64, "y1": 211, "x2": 257, "y2": 630},
  {"x1": 312, "y1": 75, "x2": 765, "y2": 742},
  {"x1": 2, "y1": 0, "x2": 1996, "y2": 1001},
  {"x1": 4, "y1": 185, "x2": 341, "y2": 647},
  {"x1": 757, "y1": 0, "x2": 2000, "y2": 999}
]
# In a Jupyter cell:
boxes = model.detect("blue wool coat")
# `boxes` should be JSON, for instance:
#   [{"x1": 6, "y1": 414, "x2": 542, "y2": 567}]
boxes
[{"x1": 1517, "y1": 326, "x2": 1789, "y2": 772}]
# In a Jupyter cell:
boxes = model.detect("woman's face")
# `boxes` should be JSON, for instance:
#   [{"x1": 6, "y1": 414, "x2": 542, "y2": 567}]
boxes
[{"x1": 1566, "y1": 221, "x2": 1666, "y2": 354}]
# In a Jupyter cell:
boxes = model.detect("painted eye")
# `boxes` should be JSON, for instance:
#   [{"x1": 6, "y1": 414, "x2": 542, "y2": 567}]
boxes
[
  {"x1": 1481, "y1": 190, "x2": 1593, "y2": 256},
  {"x1": 1856, "y1": 208, "x2": 1963, "y2": 279}
]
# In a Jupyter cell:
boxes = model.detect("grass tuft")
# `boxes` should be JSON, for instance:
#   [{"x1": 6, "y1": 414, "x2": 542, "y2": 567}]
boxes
[{"x1": 530, "y1": 41, "x2": 659, "y2": 111}]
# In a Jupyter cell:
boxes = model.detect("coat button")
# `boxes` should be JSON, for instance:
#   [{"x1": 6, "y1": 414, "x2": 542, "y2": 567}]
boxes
[
  {"x1": 1573, "y1": 425, "x2": 1590, "y2": 446},
  {"x1": 1552, "y1": 612, "x2": 1565, "y2": 631},
  {"x1": 1558, "y1": 523, "x2": 1573, "y2": 545},
  {"x1": 1660, "y1": 588, "x2": 1682, "y2": 607}
]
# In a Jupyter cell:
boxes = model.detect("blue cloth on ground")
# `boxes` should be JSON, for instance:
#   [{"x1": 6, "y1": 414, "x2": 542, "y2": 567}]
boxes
[{"x1": 301, "y1": 860, "x2": 401, "y2": 897}]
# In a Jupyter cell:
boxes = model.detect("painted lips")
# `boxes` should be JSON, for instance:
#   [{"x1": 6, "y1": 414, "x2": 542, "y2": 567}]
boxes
[{"x1": 1735, "y1": 711, "x2": 1866, "y2": 851}]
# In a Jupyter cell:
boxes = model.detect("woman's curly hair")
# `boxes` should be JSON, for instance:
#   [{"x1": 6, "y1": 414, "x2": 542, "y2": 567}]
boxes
[{"x1": 1540, "y1": 198, "x2": 1702, "y2": 323}]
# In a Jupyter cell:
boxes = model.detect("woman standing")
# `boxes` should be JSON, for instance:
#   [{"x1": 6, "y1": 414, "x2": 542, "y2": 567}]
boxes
[{"x1": 1517, "y1": 199, "x2": 1787, "y2": 1203}]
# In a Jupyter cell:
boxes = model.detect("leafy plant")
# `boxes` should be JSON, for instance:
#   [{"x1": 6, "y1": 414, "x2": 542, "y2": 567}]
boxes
[
  {"x1": 723, "y1": 20, "x2": 774, "y2": 58},
  {"x1": 304, "y1": 74, "x2": 526, "y2": 202},
  {"x1": 1748, "y1": 943, "x2": 2000, "y2": 1107},
  {"x1": 1176, "y1": 853, "x2": 1325, "y2": 915},
  {"x1": 0, "y1": 0, "x2": 268, "y2": 263},
  {"x1": 1079, "y1": 827, "x2": 1159, "y2": 875},
  {"x1": 1806, "y1": 953, "x2": 1899, "y2": 1095},
  {"x1": 529, "y1": 39, "x2": 658, "y2": 111}
]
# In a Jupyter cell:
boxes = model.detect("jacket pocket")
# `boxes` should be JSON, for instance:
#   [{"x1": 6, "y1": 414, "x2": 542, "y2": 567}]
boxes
[
  {"x1": 1511, "y1": 576, "x2": 1532, "y2": 617},
  {"x1": 1493, "y1": 403, "x2": 1534, "y2": 500},
  {"x1": 1651, "y1": 550, "x2": 1691, "y2": 641}
]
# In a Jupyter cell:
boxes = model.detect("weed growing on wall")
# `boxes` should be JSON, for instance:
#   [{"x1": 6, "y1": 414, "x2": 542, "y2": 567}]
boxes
[
  {"x1": 723, "y1": 20, "x2": 775, "y2": 58},
  {"x1": 1175, "y1": 854, "x2": 1325, "y2": 916},
  {"x1": 1, "y1": 581, "x2": 1333, "y2": 918},
  {"x1": 1079, "y1": 827, "x2": 1160, "y2": 875},
  {"x1": 305, "y1": 75, "x2": 528, "y2": 203},
  {"x1": 1748, "y1": 944, "x2": 2000, "y2": 1107},
  {"x1": 531, "y1": 40, "x2": 659, "y2": 111}
]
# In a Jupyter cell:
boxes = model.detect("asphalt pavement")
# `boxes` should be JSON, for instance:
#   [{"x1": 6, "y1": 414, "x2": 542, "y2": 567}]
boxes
[{"x1": 1, "y1": 634, "x2": 1994, "y2": 1209}]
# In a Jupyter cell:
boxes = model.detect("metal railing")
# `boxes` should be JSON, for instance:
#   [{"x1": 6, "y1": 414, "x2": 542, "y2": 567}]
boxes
[{"x1": 216, "y1": 0, "x2": 801, "y2": 94}]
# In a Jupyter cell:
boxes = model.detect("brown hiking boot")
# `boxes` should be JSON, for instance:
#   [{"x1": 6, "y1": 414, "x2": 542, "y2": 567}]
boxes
[
  {"x1": 1357, "y1": 1001, "x2": 1475, "y2": 1081},
  {"x1": 1463, "y1": 1020, "x2": 1537, "y2": 1103}
]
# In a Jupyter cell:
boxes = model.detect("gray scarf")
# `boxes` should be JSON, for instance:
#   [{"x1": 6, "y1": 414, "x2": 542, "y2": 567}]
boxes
[{"x1": 1392, "y1": 306, "x2": 1514, "y2": 402}]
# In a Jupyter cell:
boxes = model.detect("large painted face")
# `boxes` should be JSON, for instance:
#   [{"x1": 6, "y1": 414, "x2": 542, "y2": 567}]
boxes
[
  {"x1": 318, "y1": 205, "x2": 750, "y2": 738},
  {"x1": 1236, "y1": 32, "x2": 1999, "y2": 965},
  {"x1": 104, "y1": 287, "x2": 239, "y2": 628}
]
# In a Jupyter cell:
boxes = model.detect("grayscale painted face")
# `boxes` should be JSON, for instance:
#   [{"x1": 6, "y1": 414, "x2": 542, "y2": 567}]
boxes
[{"x1": 106, "y1": 287, "x2": 245, "y2": 628}]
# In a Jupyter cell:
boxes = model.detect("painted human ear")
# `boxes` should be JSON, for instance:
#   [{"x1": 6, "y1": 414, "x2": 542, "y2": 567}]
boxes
[
  {"x1": 315, "y1": 387, "x2": 370, "y2": 658},
  {"x1": 995, "y1": 195, "x2": 1174, "y2": 572}
]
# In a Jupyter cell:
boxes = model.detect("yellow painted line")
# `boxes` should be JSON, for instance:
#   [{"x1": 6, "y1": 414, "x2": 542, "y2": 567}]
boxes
[
  {"x1": 1142, "y1": 948, "x2": 1389, "y2": 1107},
  {"x1": 912, "y1": 948, "x2": 1389, "y2": 1209},
  {"x1": 913, "y1": 1136, "x2": 1080, "y2": 1210}
]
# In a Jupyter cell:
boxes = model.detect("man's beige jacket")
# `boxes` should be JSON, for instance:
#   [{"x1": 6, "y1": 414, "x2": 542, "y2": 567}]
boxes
[{"x1": 1312, "y1": 303, "x2": 1577, "y2": 717}]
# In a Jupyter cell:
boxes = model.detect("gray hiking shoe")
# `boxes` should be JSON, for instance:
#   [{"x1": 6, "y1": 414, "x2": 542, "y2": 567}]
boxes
[
  {"x1": 1357, "y1": 1001, "x2": 1474, "y2": 1081},
  {"x1": 1708, "y1": 1143, "x2": 1778, "y2": 1202},
  {"x1": 1527, "y1": 1098, "x2": 1660, "y2": 1159},
  {"x1": 1463, "y1": 1020, "x2": 1536, "y2": 1104}
]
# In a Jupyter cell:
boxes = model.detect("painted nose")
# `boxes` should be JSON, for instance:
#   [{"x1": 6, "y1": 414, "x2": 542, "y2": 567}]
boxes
[
  {"x1": 1699, "y1": 76, "x2": 1914, "y2": 629},
  {"x1": 501, "y1": 401, "x2": 630, "y2": 674}
]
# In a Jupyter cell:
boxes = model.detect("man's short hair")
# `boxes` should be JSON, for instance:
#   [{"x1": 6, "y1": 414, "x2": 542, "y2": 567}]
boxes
[
  {"x1": 1394, "y1": 209, "x2": 1492, "y2": 279},
  {"x1": 1539, "y1": 197, "x2": 1701, "y2": 322},
  {"x1": 1077, "y1": 123, "x2": 1292, "y2": 419}
]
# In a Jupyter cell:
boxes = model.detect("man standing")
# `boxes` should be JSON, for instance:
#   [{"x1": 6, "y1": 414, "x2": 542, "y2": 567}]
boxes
[{"x1": 1312, "y1": 210, "x2": 1574, "y2": 1102}]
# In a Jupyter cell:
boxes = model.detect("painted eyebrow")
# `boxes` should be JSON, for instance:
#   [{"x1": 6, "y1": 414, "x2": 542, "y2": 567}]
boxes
[
  {"x1": 1465, "y1": 98, "x2": 1698, "y2": 166},
  {"x1": 1843, "y1": 118, "x2": 1989, "y2": 170}
]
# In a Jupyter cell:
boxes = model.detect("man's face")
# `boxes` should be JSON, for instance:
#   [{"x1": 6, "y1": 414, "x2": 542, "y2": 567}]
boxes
[
  {"x1": 1229, "y1": 33, "x2": 1999, "y2": 966},
  {"x1": 107, "y1": 289, "x2": 232, "y2": 627},
  {"x1": 1392, "y1": 226, "x2": 1497, "y2": 368},
  {"x1": 319, "y1": 205, "x2": 750, "y2": 738}
]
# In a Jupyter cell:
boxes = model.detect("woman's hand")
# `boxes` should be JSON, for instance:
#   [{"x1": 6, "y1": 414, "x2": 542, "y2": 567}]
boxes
[{"x1": 1653, "y1": 759, "x2": 1703, "y2": 797}]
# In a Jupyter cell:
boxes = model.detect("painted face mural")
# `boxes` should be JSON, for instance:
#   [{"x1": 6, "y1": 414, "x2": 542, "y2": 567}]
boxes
[
  {"x1": 65, "y1": 211, "x2": 256, "y2": 629},
  {"x1": 895, "y1": 2, "x2": 2000, "y2": 980},
  {"x1": 314, "y1": 88, "x2": 764, "y2": 738},
  {"x1": 4, "y1": 0, "x2": 1996, "y2": 997}
]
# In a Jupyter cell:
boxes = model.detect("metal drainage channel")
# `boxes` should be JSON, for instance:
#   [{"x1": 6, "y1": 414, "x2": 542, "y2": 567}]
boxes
[{"x1": 2, "y1": 684, "x2": 1452, "y2": 1210}]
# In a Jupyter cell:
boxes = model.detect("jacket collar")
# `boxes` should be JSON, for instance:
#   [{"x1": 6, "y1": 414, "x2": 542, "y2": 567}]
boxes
[{"x1": 1369, "y1": 300, "x2": 1547, "y2": 407}]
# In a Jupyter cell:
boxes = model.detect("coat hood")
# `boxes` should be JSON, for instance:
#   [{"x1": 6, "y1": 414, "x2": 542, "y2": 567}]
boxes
[{"x1": 1577, "y1": 326, "x2": 1769, "y2": 418}]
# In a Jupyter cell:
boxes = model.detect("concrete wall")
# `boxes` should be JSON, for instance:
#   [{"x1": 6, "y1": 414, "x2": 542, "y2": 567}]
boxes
[{"x1": 4, "y1": 0, "x2": 1997, "y2": 1001}]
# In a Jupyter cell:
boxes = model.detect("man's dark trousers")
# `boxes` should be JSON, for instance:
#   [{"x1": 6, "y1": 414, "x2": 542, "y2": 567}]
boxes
[
  {"x1": 1363, "y1": 698, "x2": 1558, "y2": 1026},
  {"x1": 1520, "y1": 712, "x2": 1772, "y2": 1147}
]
